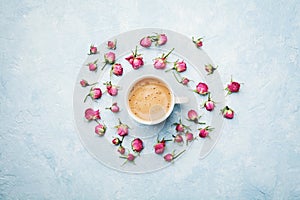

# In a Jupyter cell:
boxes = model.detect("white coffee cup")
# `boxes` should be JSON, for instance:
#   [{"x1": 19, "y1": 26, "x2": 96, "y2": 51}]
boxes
[{"x1": 126, "y1": 75, "x2": 189, "y2": 125}]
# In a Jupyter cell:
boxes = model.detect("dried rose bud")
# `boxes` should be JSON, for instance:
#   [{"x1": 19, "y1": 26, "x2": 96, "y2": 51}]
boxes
[
  {"x1": 174, "y1": 60, "x2": 187, "y2": 72},
  {"x1": 221, "y1": 106, "x2": 234, "y2": 119},
  {"x1": 163, "y1": 153, "x2": 173, "y2": 162},
  {"x1": 187, "y1": 109, "x2": 198, "y2": 122},
  {"x1": 154, "y1": 48, "x2": 174, "y2": 69},
  {"x1": 205, "y1": 64, "x2": 217, "y2": 75},
  {"x1": 163, "y1": 150, "x2": 185, "y2": 162},
  {"x1": 112, "y1": 137, "x2": 121, "y2": 145},
  {"x1": 185, "y1": 132, "x2": 194, "y2": 145},
  {"x1": 111, "y1": 63, "x2": 123, "y2": 76},
  {"x1": 126, "y1": 153, "x2": 135, "y2": 161},
  {"x1": 154, "y1": 138, "x2": 171, "y2": 154},
  {"x1": 176, "y1": 124, "x2": 184, "y2": 132},
  {"x1": 84, "y1": 87, "x2": 102, "y2": 102},
  {"x1": 153, "y1": 57, "x2": 167, "y2": 69},
  {"x1": 198, "y1": 126, "x2": 214, "y2": 138},
  {"x1": 125, "y1": 46, "x2": 144, "y2": 69},
  {"x1": 106, "y1": 102, "x2": 120, "y2": 113},
  {"x1": 140, "y1": 36, "x2": 152, "y2": 48},
  {"x1": 89, "y1": 45, "x2": 97, "y2": 54},
  {"x1": 192, "y1": 37, "x2": 203, "y2": 48},
  {"x1": 154, "y1": 142, "x2": 165, "y2": 154},
  {"x1": 104, "y1": 81, "x2": 118, "y2": 96},
  {"x1": 118, "y1": 146, "x2": 125, "y2": 155},
  {"x1": 195, "y1": 82, "x2": 209, "y2": 95},
  {"x1": 120, "y1": 153, "x2": 136, "y2": 165},
  {"x1": 173, "y1": 134, "x2": 183, "y2": 143},
  {"x1": 225, "y1": 76, "x2": 241, "y2": 95},
  {"x1": 107, "y1": 40, "x2": 117, "y2": 50},
  {"x1": 173, "y1": 119, "x2": 190, "y2": 132},
  {"x1": 203, "y1": 93, "x2": 215, "y2": 111},
  {"x1": 131, "y1": 138, "x2": 144, "y2": 153},
  {"x1": 187, "y1": 110, "x2": 205, "y2": 124},
  {"x1": 86, "y1": 59, "x2": 98, "y2": 71},
  {"x1": 85, "y1": 108, "x2": 100, "y2": 121},
  {"x1": 156, "y1": 34, "x2": 167, "y2": 46},
  {"x1": 95, "y1": 124, "x2": 106, "y2": 136},
  {"x1": 80, "y1": 79, "x2": 88, "y2": 87},
  {"x1": 115, "y1": 119, "x2": 129, "y2": 137},
  {"x1": 104, "y1": 52, "x2": 116, "y2": 64},
  {"x1": 181, "y1": 77, "x2": 190, "y2": 85}
]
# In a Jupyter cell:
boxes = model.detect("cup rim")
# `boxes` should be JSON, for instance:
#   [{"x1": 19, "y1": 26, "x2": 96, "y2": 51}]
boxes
[{"x1": 126, "y1": 75, "x2": 175, "y2": 125}]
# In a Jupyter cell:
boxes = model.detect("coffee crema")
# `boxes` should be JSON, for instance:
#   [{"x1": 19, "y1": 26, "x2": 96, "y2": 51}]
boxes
[{"x1": 128, "y1": 77, "x2": 172, "y2": 122}]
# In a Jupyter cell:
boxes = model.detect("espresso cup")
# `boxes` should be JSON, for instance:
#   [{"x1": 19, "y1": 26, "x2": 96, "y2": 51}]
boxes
[{"x1": 126, "y1": 75, "x2": 189, "y2": 125}]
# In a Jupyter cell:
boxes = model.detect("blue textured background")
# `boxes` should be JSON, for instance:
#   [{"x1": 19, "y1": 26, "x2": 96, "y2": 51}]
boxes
[{"x1": 1, "y1": 0, "x2": 300, "y2": 199}]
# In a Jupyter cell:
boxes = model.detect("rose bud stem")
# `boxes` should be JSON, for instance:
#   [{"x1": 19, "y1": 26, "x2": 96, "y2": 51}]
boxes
[
  {"x1": 173, "y1": 149, "x2": 186, "y2": 160},
  {"x1": 172, "y1": 71, "x2": 182, "y2": 82},
  {"x1": 163, "y1": 48, "x2": 174, "y2": 59},
  {"x1": 101, "y1": 63, "x2": 107, "y2": 71},
  {"x1": 83, "y1": 94, "x2": 89, "y2": 103}
]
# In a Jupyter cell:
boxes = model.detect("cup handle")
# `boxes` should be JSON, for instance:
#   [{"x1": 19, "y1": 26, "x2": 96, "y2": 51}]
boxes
[{"x1": 174, "y1": 96, "x2": 189, "y2": 104}]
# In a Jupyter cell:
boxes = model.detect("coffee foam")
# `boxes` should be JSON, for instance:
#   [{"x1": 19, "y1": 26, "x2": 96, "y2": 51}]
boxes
[{"x1": 128, "y1": 78, "x2": 172, "y2": 121}]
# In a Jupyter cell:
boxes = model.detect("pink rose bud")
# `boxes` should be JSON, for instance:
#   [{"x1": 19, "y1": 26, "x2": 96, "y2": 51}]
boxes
[
  {"x1": 132, "y1": 57, "x2": 144, "y2": 69},
  {"x1": 199, "y1": 126, "x2": 214, "y2": 138},
  {"x1": 127, "y1": 153, "x2": 135, "y2": 161},
  {"x1": 88, "y1": 63, "x2": 97, "y2": 71},
  {"x1": 205, "y1": 64, "x2": 217, "y2": 75},
  {"x1": 104, "y1": 81, "x2": 118, "y2": 96},
  {"x1": 89, "y1": 87, "x2": 102, "y2": 99},
  {"x1": 199, "y1": 129, "x2": 209, "y2": 138},
  {"x1": 125, "y1": 46, "x2": 144, "y2": 69},
  {"x1": 156, "y1": 34, "x2": 167, "y2": 46},
  {"x1": 203, "y1": 92, "x2": 215, "y2": 111},
  {"x1": 164, "y1": 153, "x2": 174, "y2": 162},
  {"x1": 185, "y1": 132, "x2": 194, "y2": 143},
  {"x1": 164, "y1": 150, "x2": 186, "y2": 162},
  {"x1": 154, "y1": 142, "x2": 165, "y2": 154},
  {"x1": 106, "y1": 102, "x2": 120, "y2": 113},
  {"x1": 111, "y1": 63, "x2": 123, "y2": 76},
  {"x1": 174, "y1": 60, "x2": 187, "y2": 72},
  {"x1": 154, "y1": 48, "x2": 174, "y2": 70},
  {"x1": 95, "y1": 124, "x2": 106, "y2": 136},
  {"x1": 89, "y1": 45, "x2": 97, "y2": 54},
  {"x1": 187, "y1": 109, "x2": 205, "y2": 125},
  {"x1": 84, "y1": 87, "x2": 102, "y2": 102},
  {"x1": 112, "y1": 137, "x2": 121, "y2": 145},
  {"x1": 118, "y1": 146, "x2": 125, "y2": 155},
  {"x1": 181, "y1": 77, "x2": 190, "y2": 85},
  {"x1": 85, "y1": 108, "x2": 100, "y2": 121},
  {"x1": 115, "y1": 119, "x2": 129, "y2": 137},
  {"x1": 153, "y1": 58, "x2": 167, "y2": 69},
  {"x1": 104, "y1": 52, "x2": 116, "y2": 64},
  {"x1": 204, "y1": 100, "x2": 215, "y2": 111},
  {"x1": 192, "y1": 37, "x2": 203, "y2": 48},
  {"x1": 107, "y1": 85, "x2": 118, "y2": 96},
  {"x1": 187, "y1": 109, "x2": 198, "y2": 122},
  {"x1": 125, "y1": 55, "x2": 134, "y2": 65},
  {"x1": 107, "y1": 40, "x2": 117, "y2": 50},
  {"x1": 80, "y1": 79, "x2": 89, "y2": 87},
  {"x1": 140, "y1": 36, "x2": 152, "y2": 48},
  {"x1": 173, "y1": 134, "x2": 183, "y2": 143},
  {"x1": 195, "y1": 82, "x2": 209, "y2": 95},
  {"x1": 176, "y1": 124, "x2": 185, "y2": 132},
  {"x1": 110, "y1": 102, "x2": 120, "y2": 113},
  {"x1": 131, "y1": 138, "x2": 144, "y2": 153},
  {"x1": 226, "y1": 76, "x2": 241, "y2": 95},
  {"x1": 173, "y1": 119, "x2": 190, "y2": 132},
  {"x1": 221, "y1": 106, "x2": 234, "y2": 119}
]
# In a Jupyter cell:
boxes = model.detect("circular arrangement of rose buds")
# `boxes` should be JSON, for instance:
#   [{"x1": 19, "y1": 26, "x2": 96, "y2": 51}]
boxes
[{"x1": 80, "y1": 32, "x2": 241, "y2": 167}]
